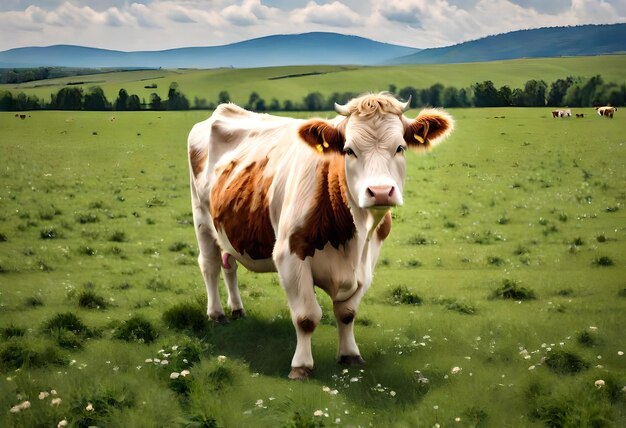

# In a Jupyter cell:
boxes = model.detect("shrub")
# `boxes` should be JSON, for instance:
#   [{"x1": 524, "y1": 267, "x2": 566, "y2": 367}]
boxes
[
  {"x1": 78, "y1": 290, "x2": 108, "y2": 309},
  {"x1": 487, "y1": 256, "x2": 505, "y2": 266},
  {"x1": 577, "y1": 329, "x2": 598, "y2": 347},
  {"x1": 592, "y1": 256, "x2": 614, "y2": 267},
  {"x1": 168, "y1": 241, "x2": 189, "y2": 252},
  {"x1": 40, "y1": 226, "x2": 59, "y2": 239},
  {"x1": 390, "y1": 286, "x2": 422, "y2": 305},
  {"x1": 78, "y1": 245, "x2": 97, "y2": 256},
  {"x1": 544, "y1": 350, "x2": 589, "y2": 375},
  {"x1": 0, "y1": 232, "x2": 7, "y2": 242},
  {"x1": 113, "y1": 315, "x2": 157, "y2": 343},
  {"x1": 0, "y1": 340, "x2": 66, "y2": 371},
  {"x1": 490, "y1": 279, "x2": 536, "y2": 301},
  {"x1": 163, "y1": 302, "x2": 209, "y2": 334},
  {"x1": 407, "y1": 235, "x2": 434, "y2": 245},
  {"x1": 68, "y1": 387, "x2": 135, "y2": 428},
  {"x1": 75, "y1": 212, "x2": 99, "y2": 224},
  {"x1": 1, "y1": 325, "x2": 25, "y2": 339},
  {"x1": 108, "y1": 230, "x2": 127, "y2": 242},
  {"x1": 25, "y1": 295, "x2": 44, "y2": 307},
  {"x1": 43, "y1": 312, "x2": 91, "y2": 349}
]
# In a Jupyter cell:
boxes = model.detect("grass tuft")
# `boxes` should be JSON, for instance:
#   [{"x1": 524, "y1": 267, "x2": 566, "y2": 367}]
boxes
[
  {"x1": 1, "y1": 324, "x2": 26, "y2": 339},
  {"x1": 389, "y1": 285, "x2": 422, "y2": 305},
  {"x1": 113, "y1": 315, "x2": 157, "y2": 343},
  {"x1": 25, "y1": 295, "x2": 44, "y2": 307},
  {"x1": 78, "y1": 290, "x2": 109, "y2": 309},
  {"x1": 42, "y1": 312, "x2": 92, "y2": 348},
  {"x1": 285, "y1": 411, "x2": 325, "y2": 428},
  {"x1": 163, "y1": 302, "x2": 209, "y2": 334},
  {"x1": 108, "y1": 230, "x2": 127, "y2": 242},
  {"x1": 40, "y1": 226, "x2": 60, "y2": 239},
  {"x1": 576, "y1": 329, "x2": 598, "y2": 347},
  {"x1": 490, "y1": 279, "x2": 536, "y2": 301},
  {"x1": 544, "y1": 350, "x2": 589, "y2": 375},
  {"x1": 592, "y1": 256, "x2": 614, "y2": 267},
  {"x1": 0, "y1": 340, "x2": 66, "y2": 371}
]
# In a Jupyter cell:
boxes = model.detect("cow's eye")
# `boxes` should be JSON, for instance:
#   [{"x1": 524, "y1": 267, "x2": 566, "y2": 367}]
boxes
[
  {"x1": 344, "y1": 147, "x2": 356, "y2": 157},
  {"x1": 396, "y1": 145, "x2": 406, "y2": 154}
]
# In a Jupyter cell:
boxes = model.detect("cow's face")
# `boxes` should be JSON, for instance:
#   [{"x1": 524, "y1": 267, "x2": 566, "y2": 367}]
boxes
[{"x1": 299, "y1": 106, "x2": 453, "y2": 210}]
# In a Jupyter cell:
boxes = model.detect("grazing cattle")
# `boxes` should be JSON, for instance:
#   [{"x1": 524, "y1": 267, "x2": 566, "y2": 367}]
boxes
[
  {"x1": 576, "y1": 113, "x2": 584, "y2": 118},
  {"x1": 19, "y1": 114, "x2": 26, "y2": 119},
  {"x1": 552, "y1": 109, "x2": 571, "y2": 118},
  {"x1": 595, "y1": 106, "x2": 617, "y2": 118},
  {"x1": 188, "y1": 93, "x2": 454, "y2": 379}
]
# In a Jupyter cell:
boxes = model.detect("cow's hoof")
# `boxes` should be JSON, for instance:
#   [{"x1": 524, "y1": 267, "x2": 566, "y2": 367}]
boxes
[
  {"x1": 231, "y1": 309, "x2": 246, "y2": 320},
  {"x1": 210, "y1": 314, "x2": 230, "y2": 325},
  {"x1": 288, "y1": 366, "x2": 313, "y2": 380},
  {"x1": 338, "y1": 355, "x2": 366, "y2": 366}
]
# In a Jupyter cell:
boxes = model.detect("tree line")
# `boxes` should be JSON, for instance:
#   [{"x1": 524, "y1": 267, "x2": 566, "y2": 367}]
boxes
[{"x1": 1, "y1": 75, "x2": 623, "y2": 112}]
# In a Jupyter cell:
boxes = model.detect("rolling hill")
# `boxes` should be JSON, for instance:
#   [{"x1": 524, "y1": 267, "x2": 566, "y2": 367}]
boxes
[
  {"x1": 0, "y1": 33, "x2": 419, "y2": 69},
  {"x1": 389, "y1": 23, "x2": 626, "y2": 65}
]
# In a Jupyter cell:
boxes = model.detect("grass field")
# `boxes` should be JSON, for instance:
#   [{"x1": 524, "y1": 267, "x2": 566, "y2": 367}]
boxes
[
  {"x1": 0, "y1": 107, "x2": 625, "y2": 427},
  {"x1": 2, "y1": 54, "x2": 626, "y2": 106}
]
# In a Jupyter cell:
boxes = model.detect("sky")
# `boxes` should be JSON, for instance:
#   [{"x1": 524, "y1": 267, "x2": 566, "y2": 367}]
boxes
[{"x1": 0, "y1": 0, "x2": 624, "y2": 51}]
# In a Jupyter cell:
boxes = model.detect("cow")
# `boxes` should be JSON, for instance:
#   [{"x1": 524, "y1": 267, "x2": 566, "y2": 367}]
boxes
[
  {"x1": 187, "y1": 93, "x2": 454, "y2": 379},
  {"x1": 595, "y1": 106, "x2": 617, "y2": 118},
  {"x1": 576, "y1": 113, "x2": 584, "y2": 118},
  {"x1": 552, "y1": 109, "x2": 571, "y2": 118}
]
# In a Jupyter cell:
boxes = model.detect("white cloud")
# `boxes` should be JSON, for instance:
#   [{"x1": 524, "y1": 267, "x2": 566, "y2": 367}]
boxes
[
  {"x1": 0, "y1": 0, "x2": 624, "y2": 51},
  {"x1": 293, "y1": 1, "x2": 362, "y2": 26}
]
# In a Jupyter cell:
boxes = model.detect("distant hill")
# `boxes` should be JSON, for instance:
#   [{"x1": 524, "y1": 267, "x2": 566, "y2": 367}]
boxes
[
  {"x1": 0, "y1": 32, "x2": 419, "y2": 69},
  {"x1": 388, "y1": 24, "x2": 626, "y2": 65}
]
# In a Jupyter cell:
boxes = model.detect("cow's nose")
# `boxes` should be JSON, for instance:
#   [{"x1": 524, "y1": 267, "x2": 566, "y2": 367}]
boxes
[{"x1": 366, "y1": 185, "x2": 397, "y2": 206}]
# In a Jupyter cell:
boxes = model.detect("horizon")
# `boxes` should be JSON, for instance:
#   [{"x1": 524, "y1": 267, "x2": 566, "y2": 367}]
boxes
[{"x1": 0, "y1": 1, "x2": 625, "y2": 52}]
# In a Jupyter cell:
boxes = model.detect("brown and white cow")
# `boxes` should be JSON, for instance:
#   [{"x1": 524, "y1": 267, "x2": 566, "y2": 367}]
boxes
[
  {"x1": 596, "y1": 106, "x2": 617, "y2": 118},
  {"x1": 188, "y1": 93, "x2": 453, "y2": 379}
]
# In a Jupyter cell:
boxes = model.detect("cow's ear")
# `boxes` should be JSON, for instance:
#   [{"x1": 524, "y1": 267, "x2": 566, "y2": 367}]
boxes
[
  {"x1": 298, "y1": 120, "x2": 344, "y2": 154},
  {"x1": 404, "y1": 108, "x2": 454, "y2": 152}
]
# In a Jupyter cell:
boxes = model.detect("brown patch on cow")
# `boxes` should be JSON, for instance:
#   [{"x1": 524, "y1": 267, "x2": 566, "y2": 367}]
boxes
[
  {"x1": 376, "y1": 211, "x2": 392, "y2": 241},
  {"x1": 210, "y1": 158, "x2": 275, "y2": 260},
  {"x1": 298, "y1": 120, "x2": 344, "y2": 154},
  {"x1": 189, "y1": 146, "x2": 208, "y2": 178},
  {"x1": 289, "y1": 154, "x2": 356, "y2": 260},
  {"x1": 297, "y1": 316, "x2": 317, "y2": 333}
]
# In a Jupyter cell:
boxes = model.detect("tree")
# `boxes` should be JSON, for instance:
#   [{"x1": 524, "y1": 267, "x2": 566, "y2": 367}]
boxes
[
  {"x1": 472, "y1": 81, "x2": 500, "y2": 107},
  {"x1": 388, "y1": 84, "x2": 397, "y2": 95},
  {"x1": 521, "y1": 80, "x2": 547, "y2": 107},
  {"x1": 547, "y1": 77, "x2": 574, "y2": 107},
  {"x1": 150, "y1": 93, "x2": 162, "y2": 110},
  {"x1": 269, "y1": 98, "x2": 281, "y2": 111},
  {"x1": 166, "y1": 82, "x2": 189, "y2": 110},
  {"x1": 498, "y1": 86, "x2": 513, "y2": 106},
  {"x1": 0, "y1": 90, "x2": 13, "y2": 111},
  {"x1": 398, "y1": 87, "x2": 418, "y2": 108},
  {"x1": 115, "y1": 88, "x2": 129, "y2": 110},
  {"x1": 303, "y1": 92, "x2": 325, "y2": 111},
  {"x1": 51, "y1": 87, "x2": 83, "y2": 110},
  {"x1": 246, "y1": 92, "x2": 260, "y2": 110},
  {"x1": 424, "y1": 83, "x2": 444, "y2": 107},
  {"x1": 83, "y1": 86, "x2": 109, "y2": 110},
  {"x1": 127, "y1": 94, "x2": 141, "y2": 110},
  {"x1": 442, "y1": 87, "x2": 460, "y2": 107},
  {"x1": 218, "y1": 90, "x2": 230, "y2": 104}
]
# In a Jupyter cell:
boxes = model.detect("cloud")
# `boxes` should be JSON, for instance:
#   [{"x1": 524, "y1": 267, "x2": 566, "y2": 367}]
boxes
[
  {"x1": 222, "y1": 0, "x2": 279, "y2": 26},
  {"x1": 0, "y1": 0, "x2": 624, "y2": 51},
  {"x1": 293, "y1": 1, "x2": 362, "y2": 26}
]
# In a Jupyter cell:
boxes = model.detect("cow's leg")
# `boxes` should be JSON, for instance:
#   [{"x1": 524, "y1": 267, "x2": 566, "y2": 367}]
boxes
[
  {"x1": 221, "y1": 253, "x2": 245, "y2": 319},
  {"x1": 275, "y1": 251, "x2": 321, "y2": 380},
  {"x1": 333, "y1": 283, "x2": 366, "y2": 366},
  {"x1": 195, "y1": 223, "x2": 228, "y2": 324}
]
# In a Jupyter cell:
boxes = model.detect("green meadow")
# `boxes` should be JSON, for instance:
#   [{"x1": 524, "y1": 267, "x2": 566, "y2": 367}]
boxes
[
  {"x1": 0, "y1": 107, "x2": 625, "y2": 427},
  {"x1": 2, "y1": 54, "x2": 626, "y2": 105}
]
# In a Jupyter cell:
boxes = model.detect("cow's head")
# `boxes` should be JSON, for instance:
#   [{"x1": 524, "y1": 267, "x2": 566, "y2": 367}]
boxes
[{"x1": 298, "y1": 93, "x2": 453, "y2": 210}]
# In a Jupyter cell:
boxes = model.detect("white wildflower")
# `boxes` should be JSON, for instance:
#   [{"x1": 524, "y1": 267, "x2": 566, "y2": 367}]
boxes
[
  {"x1": 160, "y1": 359, "x2": 168, "y2": 365},
  {"x1": 86, "y1": 402, "x2": 94, "y2": 412},
  {"x1": 10, "y1": 405, "x2": 21, "y2": 413},
  {"x1": 314, "y1": 410, "x2": 324, "y2": 417},
  {"x1": 618, "y1": 351, "x2": 624, "y2": 356},
  {"x1": 455, "y1": 417, "x2": 461, "y2": 422},
  {"x1": 451, "y1": 366, "x2": 462, "y2": 374},
  {"x1": 19, "y1": 401, "x2": 31, "y2": 410},
  {"x1": 171, "y1": 345, "x2": 179, "y2": 351},
  {"x1": 51, "y1": 398, "x2": 62, "y2": 406},
  {"x1": 170, "y1": 372, "x2": 180, "y2": 379},
  {"x1": 595, "y1": 379, "x2": 605, "y2": 389},
  {"x1": 180, "y1": 370, "x2": 190, "y2": 377},
  {"x1": 528, "y1": 365, "x2": 536, "y2": 371},
  {"x1": 589, "y1": 326, "x2": 598, "y2": 331},
  {"x1": 57, "y1": 420, "x2": 68, "y2": 428},
  {"x1": 217, "y1": 355, "x2": 227, "y2": 363},
  {"x1": 145, "y1": 358, "x2": 153, "y2": 363},
  {"x1": 342, "y1": 369, "x2": 349, "y2": 374},
  {"x1": 255, "y1": 399, "x2": 263, "y2": 407},
  {"x1": 329, "y1": 389, "x2": 339, "y2": 395},
  {"x1": 51, "y1": 390, "x2": 57, "y2": 395},
  {"x1": 322, "y1": 386, "x2": 331, "y2": 392},
  {"x1": 390, "y1": 390, "x2": 396, "y2": 397},
  {"x1": 350, "y1": 377, "x2": 359, "y2": 383},
  {"x1": 39, "y1": 391, "x2": 50, "y2": 400}
]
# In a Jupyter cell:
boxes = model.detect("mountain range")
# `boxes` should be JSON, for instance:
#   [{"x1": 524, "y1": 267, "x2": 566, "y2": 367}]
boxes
[{"x1": 0, "y1": 23, "x2": 624, "y2": 69}]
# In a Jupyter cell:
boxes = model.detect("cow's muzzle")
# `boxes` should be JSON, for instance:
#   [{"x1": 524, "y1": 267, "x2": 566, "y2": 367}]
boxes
[{"x1": 364, "y1": 185, "x2": 400, "y2": 207}]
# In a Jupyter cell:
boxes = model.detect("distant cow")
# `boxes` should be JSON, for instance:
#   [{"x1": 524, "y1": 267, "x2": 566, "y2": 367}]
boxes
[
  {"x1": 19, "y1": 114, "x2": 26, "y2": 119},
  {"x1": 552, "y1": 109, "x2": 571, "y2": 118},
  {"x1": 576, "y1": 113, "x2": 584, "y2": 118},
  {"x1": 596, "y1": 106, "x2": 617, "y2": 118},
  {"x1": 188, "y1": 93, "x2": 454, "y2": 379}
]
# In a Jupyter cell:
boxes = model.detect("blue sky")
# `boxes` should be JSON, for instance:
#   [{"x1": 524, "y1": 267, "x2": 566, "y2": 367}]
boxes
[{"x1": 0, "y1": 0, "x2": 624, "y2": 51}]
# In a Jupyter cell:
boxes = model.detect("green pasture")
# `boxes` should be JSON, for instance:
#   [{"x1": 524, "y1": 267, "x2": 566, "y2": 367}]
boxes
[
  {"x1": 0, "y1": 108, "x2": 625, "y2": 427},
  {"x1": 2, "y1": 54, "x2": 626, "y2": 105}
]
